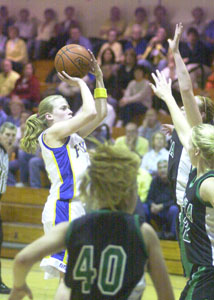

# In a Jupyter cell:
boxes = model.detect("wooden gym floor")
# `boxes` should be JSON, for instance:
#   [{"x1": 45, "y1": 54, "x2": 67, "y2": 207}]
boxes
[{"x1": 2, "y1": 258, "x2": 186, "y2": 300}]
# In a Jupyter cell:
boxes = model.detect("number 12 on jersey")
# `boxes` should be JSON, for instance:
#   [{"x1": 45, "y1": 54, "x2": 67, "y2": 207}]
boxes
[{"x1": 73, "y1": 245, "x2": 127, "y2": 295}]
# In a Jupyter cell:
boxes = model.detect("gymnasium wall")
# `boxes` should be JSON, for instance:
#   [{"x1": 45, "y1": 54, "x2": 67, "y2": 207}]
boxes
[{"x1": 0, "y1": 0, "x2": 213, "y2": 37}]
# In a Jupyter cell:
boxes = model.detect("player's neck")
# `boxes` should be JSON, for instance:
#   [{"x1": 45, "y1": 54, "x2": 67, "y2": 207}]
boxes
[{"x1": 196, "y1": 159, "x2": 214, "y2": 179}]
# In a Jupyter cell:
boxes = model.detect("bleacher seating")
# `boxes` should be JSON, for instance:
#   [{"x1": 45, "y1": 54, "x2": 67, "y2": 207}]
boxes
[{"x1": 1, "y1": 186, "x2": 183, "y2": 275}]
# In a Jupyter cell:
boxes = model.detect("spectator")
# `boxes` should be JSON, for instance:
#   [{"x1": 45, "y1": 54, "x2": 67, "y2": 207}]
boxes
[
  {"x1": 115, "y1": 122, "x2": 149, "y2": 158},
  {"x1": 100, "y1": 6, "x2": 126, "y2": 39},
  {"x1": 118, "y1": 65, "x2": 152, "y2": 125},
  {"x1": 116, "y1": 48, "x2": 137, "y2": 99},
  {"x1": 124, "y1": 24, "x2": 147, "y2": 56},
  {"x1": 66, "y1": 26, "x2": 92, "y2": 51},
  {"x1": 5, "y1": 26, "x2": 28, "y2": 73},
  {"x1": 162, "y1": 51, "x2": 202, "y2": 90},
  {"x1": 141, "y1": 131, "x2": 169, "y2": 176},
  {"x1": 138, "y1": 27, "x2": 168, "y2": 71},
  {"x1": 0, "y1": 5, "x2": 14, "y2": 35},
  {"x1": 0, "y1": 59, "x2": 20, "y2": 110},
  {"x1": 97, "y1": 29, "x2": 123, "y2": 64},
  {"x1": 60, "y1": 6, "x2": 80, "y2": 39},
  {"x1": 100, "y1": 47, "x2": 119, "y2": 75},
  {"x1": 138, "y1": 108, "x2": 161, "y2": 147},
  {"x1": 151, "y1": 5, "x2": 172, "y2": 36},
  {"x1": 143, "y1": 160, "x2": 179, "y2": 240},
  {"x1": 48, "y1": 23, "x2": 67, "y2": 59},
  {"x1": 179, "y1": 27, "x2": 212, "y2": 83},
  {"x1": 206, "y1": 72, "x2": 214, "y2": 90},
  {"x1": 7, "y1": 108, "x2": 46, "y2": 188},
  {"x1": 11, "y1": 62, "x2": 40, "y2": 109},
  {"x1": 137, "y1": 167, "x2": 152, "y2": 203},
  {"x1": 101, "y1": 65, "x2": 118, "y2": 110},
  {"x1": 6, "y1": 96, "x2": 24, "y2": 127},
  {"x1": 15, "y1": 9, "x2": 37, "y2": 59},
  {"x1": 0, "y1": 22, "x2": 7, "y2": 62},
  {"x1": 0, "y1": 108, "x2": 7, "y2": 126},
  {"x1": 183, "y1": 7, "x2": 207, "y2": 41},
  {"x1": 204, "y1": 20, "x2": 214, "y2": 52},
  {"x1": 123, "y1": 7, "x2": 148, "y2": 39},
  {"x1": 180, "y1": 27, "x2": 211, "y2": 67},
  {"x1": 34, "y1": 8, "x2": 56, "y2": 59},
  {"x1": 15, "y1": 149, "x2": 46, "y2": 188},
  {"x1": 14, "y1": 110, "x2": 32, "y2": 147}
]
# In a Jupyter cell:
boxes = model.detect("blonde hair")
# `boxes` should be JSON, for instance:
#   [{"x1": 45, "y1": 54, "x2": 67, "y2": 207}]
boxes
[
  {"x1": 192, "y1": 124, "x2": 214, "y2": 165},
  {"x1": 20, "y1": 95, "x2": 63, "y2": 153},
  {"x1": 196, "y1": 95, "x2": 214, "y2": 124},
  {"x1": 79, "y1": 142, "x2": 140, "y2": 212}
]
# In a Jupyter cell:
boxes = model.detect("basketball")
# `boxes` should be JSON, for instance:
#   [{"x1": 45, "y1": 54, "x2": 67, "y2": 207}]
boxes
[{"x1": 54, "y1": 44, "x2": 92, "y2": 78}]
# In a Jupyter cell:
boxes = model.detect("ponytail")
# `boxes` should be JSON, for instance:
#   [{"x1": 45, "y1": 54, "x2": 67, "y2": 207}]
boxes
[
  {"x1": 20, "y1": 95, "x2": 62, "y2": 153},
  {"x1": 20, "y1": 114, "x2": 47, "y2": 153}
]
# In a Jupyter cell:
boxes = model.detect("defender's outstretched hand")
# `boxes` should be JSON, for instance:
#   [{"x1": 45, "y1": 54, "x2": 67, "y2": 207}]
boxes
[
  {"x1": 150, "y1": 70, "x2": 173, "y2": 102},
  {"x1": 168, "y1": 23, "x2": 183, "y2": 53}
]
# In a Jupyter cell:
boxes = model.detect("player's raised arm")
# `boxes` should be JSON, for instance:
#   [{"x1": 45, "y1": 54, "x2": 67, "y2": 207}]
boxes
[
  {"x1": 45, "y1": 72, "x2": 97, "y2": 140},
  {"x1": 150, "y1": 70, "x2": 191, "y2": 151},
  {"x1": 142, "y1": 223, "x2": 175, "y2": 300},
  {"x1": 168, "y1": 23, "x2": 202, "y2": 126},
  {"x1": 9, "y1": 222, "x2": 69, "y2": 300},
  {"x1": 77, "y1": 50, "x2": 108, "y2": 138}
]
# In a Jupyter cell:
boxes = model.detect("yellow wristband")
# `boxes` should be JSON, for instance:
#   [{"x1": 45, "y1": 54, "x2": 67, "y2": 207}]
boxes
[{"x1": 94, "y1": 88, "x2": 107, "y2": 99}]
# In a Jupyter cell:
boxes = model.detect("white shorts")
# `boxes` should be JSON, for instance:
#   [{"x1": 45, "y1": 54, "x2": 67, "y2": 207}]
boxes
[{"x1": 40, "y1": 199, "x2": 85, "y2": 279}]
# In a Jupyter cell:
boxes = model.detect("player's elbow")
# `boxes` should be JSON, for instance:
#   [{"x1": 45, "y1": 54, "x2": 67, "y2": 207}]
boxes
[
  {"x1": 15, "y1": 252, "x2": 32, "y2": 267},
  {"x1": 85, "y1": 110, "x2": 97, "y2": 122}
]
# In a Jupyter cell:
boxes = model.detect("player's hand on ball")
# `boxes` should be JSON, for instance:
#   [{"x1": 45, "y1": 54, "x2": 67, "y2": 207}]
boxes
[
  {"x1": 88, "y1": 49, "x2": 103, "y2": 78},
  {"x1": 57, "y1": 71, "x2": 84, "y2": 87},
  {"x1": 168, "y1": 22, "x2": 183, "y2": 53},
  {"x1": 150, "y1": 70, "x2": 173, "y2": 102}
]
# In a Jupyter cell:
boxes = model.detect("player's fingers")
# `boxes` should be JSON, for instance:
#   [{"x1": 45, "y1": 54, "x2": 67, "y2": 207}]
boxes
[
  {"x1": 156, "y1": 70, "x2": 163, "y2": 83},
  {"x1": 61, "y1": 71, "x2": 72, "y2": 79},
  {"x1": 57, "y1": 72, "x2": 65, "y2": 80},
  {"x1": 151, "y1": 72, "x2": 159, "y2": 86},
  {"x1": 149, "y1": 83, "x2": 157, "y2": 93},
  {"x1": 88, "y1": 49, "x2": 96, "y2": 61}
]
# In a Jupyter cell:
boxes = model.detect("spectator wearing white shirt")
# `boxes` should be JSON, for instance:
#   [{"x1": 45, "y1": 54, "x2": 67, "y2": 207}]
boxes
[
  {"x1": 141, "y1": 131, "x2": 169, "y2": 176},
  {"x1": 118, "y1": 65, "x2": 152, "y2": 125},
  {"x1": 34, "y1": 8, "x2": 56, "y2": 59}
]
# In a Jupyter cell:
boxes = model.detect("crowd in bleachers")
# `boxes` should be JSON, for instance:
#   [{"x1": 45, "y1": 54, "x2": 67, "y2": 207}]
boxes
[{"x1": 1, "y1": 3, "x2": 214, "y2": 239}]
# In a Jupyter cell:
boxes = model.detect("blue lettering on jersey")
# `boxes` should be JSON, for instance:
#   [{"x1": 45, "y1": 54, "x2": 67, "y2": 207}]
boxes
[{"x1": 74, "y1": 141, "x2": 87, "y2": 158}]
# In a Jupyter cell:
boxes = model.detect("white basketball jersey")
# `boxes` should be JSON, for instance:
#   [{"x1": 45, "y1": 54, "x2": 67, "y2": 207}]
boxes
[{"x1": 38, "y1": 132, "x2": 90, "y2": 202}]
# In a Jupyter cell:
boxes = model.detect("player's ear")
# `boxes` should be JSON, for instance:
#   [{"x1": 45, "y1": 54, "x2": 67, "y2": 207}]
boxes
[{"x1": 45, "y1": 112, "x2": 53, "y2": 121}]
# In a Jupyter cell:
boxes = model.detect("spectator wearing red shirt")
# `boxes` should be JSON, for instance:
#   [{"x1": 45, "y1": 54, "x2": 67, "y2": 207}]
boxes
[{"x1": 11, "y1": 62, "x2": 40, "y2": 109}]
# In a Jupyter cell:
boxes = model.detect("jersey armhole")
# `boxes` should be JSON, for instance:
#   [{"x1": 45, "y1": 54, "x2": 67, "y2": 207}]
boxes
[
  {"x1": 41, "y1": 133, "x2": 70, "y2": 150},
  {"x1": 134, "y1": 214, "x2": 149, "y2": 258},
  {"x1": 65, "y1": 222, "x2": 73, "y2": 248},
  {"x1": 196, "y1": 174, "x2": 214, "y2": 208}
]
